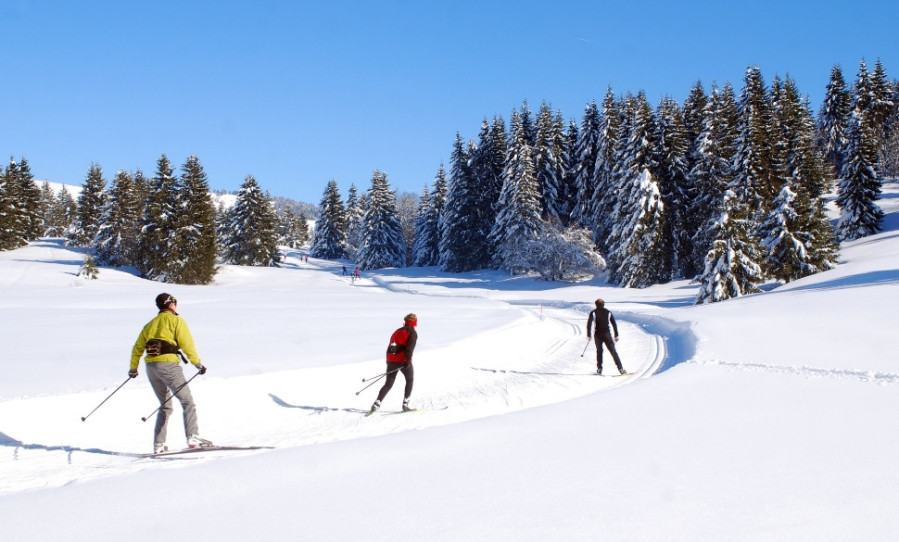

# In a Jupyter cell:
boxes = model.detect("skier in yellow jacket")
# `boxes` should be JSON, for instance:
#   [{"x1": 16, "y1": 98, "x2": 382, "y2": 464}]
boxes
[{"x1": 130, "y1": 293, "x2": 211, "y2": 454}]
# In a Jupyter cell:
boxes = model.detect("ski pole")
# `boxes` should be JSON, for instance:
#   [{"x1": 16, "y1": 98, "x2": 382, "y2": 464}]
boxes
[
  {"x1": 355, "y1": 367, "x2": 403, "y2": 396},
  {"x1": 140, "y1": 370, "x2": 202, "y2": 422},
  {"x1": 580, "y1": 339, "x2": 591, "y2": 357},
  {"x1": 361, "y1": 367, "x2": 398, "y2": 383},
  {"x1": 81, "y1": 376, "x2": 132, "y2": 421}
]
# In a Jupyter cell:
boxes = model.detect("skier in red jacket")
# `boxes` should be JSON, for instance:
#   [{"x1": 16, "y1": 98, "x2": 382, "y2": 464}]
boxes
[{"x1": 368, "y1": 313, "x2": 418, "y2": 414}]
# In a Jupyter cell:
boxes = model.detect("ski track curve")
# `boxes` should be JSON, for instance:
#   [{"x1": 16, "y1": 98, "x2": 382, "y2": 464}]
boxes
[{"x1": 0, "y1": 267, "x2": 681, "y2": 496}]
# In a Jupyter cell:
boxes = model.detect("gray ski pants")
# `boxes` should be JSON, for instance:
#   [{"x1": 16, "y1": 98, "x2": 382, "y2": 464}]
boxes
[{"x1": 146, "y1": 361, "x2": 199, "y2": 446}]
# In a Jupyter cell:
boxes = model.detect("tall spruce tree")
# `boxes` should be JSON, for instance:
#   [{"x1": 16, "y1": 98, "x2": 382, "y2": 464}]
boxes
[
  {"x1": 221, "y1": 175, "x2": 281, "y2": 266},
  {"x1": 439, "y1": 133, "x2": 482, "y2": 272},
  {"x1": 47, "y1": 187, "x2": 77, "y2": 238},
  {"x1": 0, "y1": 161, "x2": 26, "y2": 250},
  {"x1": 66, "y1": 163, "x2": 107, "y2": 247},
  {"x1": 836, "y1": 113, "x2": 884, "y2": 240},
  {"x1": 468, "y1": 118, "x2": 506, "y2": 265},
  {"x1": 279, "y1": 208, "x2": 310, "y2": 249},
  {"x1": 411, "y1": 164, "x2": 446, "y2": 267},
  {"x1": 762, "y1": 78, "x2": 839, "y2": 281},
  {"x1": 410, "y1": 185, "x2": 431, "y2": 266},
  {"x1": 688, "y1": 83, "x2": 740, "y2": 277},
  {"x1": 136, "y1": 154, "x2": 178, "y2": 280},
  {"x1": 92, "y1": 170, "x2": 142, "y2": 267},
  {"x1": 694, "y1": 185, "x2": 765, "y2": 304},
  {"x1": 356, "y1": 170, "x2": 405, "y2": 270},
  {"x1": 344, "y1": 183, "x2": 364, "y2": 257},
  {"x1": 171, "y1": 155, "x2": 217, "y2": 284},
  {"x1": 733, "y1": 66, "x2": 776, "y2": 223},
  {"x1": 870, "y1": 60, "x2": 894, "y2": 152},
  {"x1": 607, "y1": 92, "x2": 670, "y2": 287},
  {"x1": 654, "y1": 96, "x2": 691, "y2": 278},
  {"x1": 490, "y1": 109, "x2": 546, "y2": 273},
  {"x1": 38, "y1": 182, "x2": 56, "y2": 235},
  {"x1": 310, "y1": 179, "x2": 349, "y2": 259},
  {"x1": 535, "y1": 102, "x2": 566, "y2": 222},
  {"x1": 11, "y1": 158, "x2": 43, "y2": 240},
  {"x1": 570, "y1": 100, "x2": 602, "y2": 228},
  {"x1": 591, "y1": 88, "x2": 622, "y2": 251},
  {"x1": 817, "y1": 65, "x2": 852, "y2": 178}
]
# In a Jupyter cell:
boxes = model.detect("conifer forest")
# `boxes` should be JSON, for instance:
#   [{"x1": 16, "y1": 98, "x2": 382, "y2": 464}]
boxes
[{"x1": 3, "y1": 60, "x2": 897, "y2": 303}]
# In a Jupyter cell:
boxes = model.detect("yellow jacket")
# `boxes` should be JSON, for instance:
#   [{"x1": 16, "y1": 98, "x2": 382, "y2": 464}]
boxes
[{"x1": 130, "y1": 310, "x2": 202, "y2": 370}]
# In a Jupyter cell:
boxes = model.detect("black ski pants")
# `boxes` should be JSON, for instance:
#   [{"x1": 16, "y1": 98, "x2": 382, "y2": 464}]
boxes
[
  {"x1": 594, "y1": 332, "x2": 623, "y2": 374},
  {"x1": 376, "y1": 362, "x2": 414, "y2": 402}
]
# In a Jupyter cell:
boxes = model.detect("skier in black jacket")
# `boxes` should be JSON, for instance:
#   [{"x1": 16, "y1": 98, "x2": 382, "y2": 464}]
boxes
[{"x1": 586, "y1": 298, "x2": 627, "y2": 375}]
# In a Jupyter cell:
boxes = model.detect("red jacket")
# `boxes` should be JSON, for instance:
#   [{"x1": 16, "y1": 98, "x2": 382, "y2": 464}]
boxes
[{"x1": 386, "y1": 324, "x2": 418, "y2": 363}]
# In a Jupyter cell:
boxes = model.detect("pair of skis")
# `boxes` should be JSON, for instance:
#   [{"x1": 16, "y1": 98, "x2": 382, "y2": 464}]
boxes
[
  {"x1": 139, "y1": 444, "x2": 272, "y2": 458},
  {"x1": 364, "y1": 405, "x2": 449, "y2": 417}
]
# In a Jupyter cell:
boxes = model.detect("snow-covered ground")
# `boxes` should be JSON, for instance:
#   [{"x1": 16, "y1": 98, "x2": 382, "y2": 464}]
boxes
[{"x1": 1, "y1": 183, "x2": 898, "y2": 541}]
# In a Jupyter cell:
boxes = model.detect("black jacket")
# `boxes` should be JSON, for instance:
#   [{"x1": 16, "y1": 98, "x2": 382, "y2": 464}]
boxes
[{"x1": 587, "y1": 308, "x2": 618, "y2": 338}]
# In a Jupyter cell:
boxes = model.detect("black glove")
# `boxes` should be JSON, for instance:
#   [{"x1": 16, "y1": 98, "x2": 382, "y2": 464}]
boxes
[
  {"x1": 128, "y1": 369, "x2": 138, "y2": 378},
  {"x1": 197, "y1": 364, "x2": 207, "y2": 375}
]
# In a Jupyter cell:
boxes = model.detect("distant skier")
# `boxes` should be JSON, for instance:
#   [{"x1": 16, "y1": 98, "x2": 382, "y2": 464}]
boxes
[
  {"x1": 586, "y1": 298, "x2": 627, "y2": 375},
  {"x1": 129, "y1": 293, "x2": 212, "y2": 454},
  {"x1": 368, "y1": 313, "x2": 418, "y2": 415}
]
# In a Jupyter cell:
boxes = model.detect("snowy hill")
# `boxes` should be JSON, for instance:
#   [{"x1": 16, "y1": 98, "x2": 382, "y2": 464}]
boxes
[{"x1": 1, "y1": 183, "x2": 898, "y2": 541}]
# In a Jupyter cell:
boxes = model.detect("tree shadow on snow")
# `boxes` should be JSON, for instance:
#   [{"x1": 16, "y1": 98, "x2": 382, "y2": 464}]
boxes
[
  {"x1": 268, "y1": 394, "x2": 368, "y2": 414},
  {"x1": 0, "y1": 430, "x2": 137, "y2": 461}
]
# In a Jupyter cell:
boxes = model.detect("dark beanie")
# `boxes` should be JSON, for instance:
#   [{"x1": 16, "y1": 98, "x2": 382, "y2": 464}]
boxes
[{"x1": 155, "y1": 293, "x2": 175, "y2": 310}]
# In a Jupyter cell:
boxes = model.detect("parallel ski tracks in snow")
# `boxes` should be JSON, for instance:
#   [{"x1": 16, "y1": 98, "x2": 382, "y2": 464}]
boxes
[{"x1": 0, "y1": 295, "x2": 671, "y2": 496}]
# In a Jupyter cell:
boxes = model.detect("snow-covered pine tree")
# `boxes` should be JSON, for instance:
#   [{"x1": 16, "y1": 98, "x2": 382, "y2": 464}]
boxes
[
  {"x1": 0, "y1": 161, "x2": 25, "y2": 251},
  {"x1": 92, "y1": 170, "x2": 142, "y2": 267},
  {"x1": 535, "y1": 102, "x2": 566, "y2": 222},
  {"x1": 590, "y1": 88, "x2": 621, "y2": 251},
  {"x1": 679, "y1": 81, "x2": 711, "y2": 278},
  {"x1": 38, "y1": 182, "x2": 56, "y2": 235},
  {"x1": 355, "y1": 170, "x2": 405, "y2": 270},
  {"x1": 136, "y1": 154, "x2": 178, "y2": 280},
  {"x1": 344, "y1": 183, "x2": 364, "y2": 257},
  {"x1": 395, "y1": 190, "x2": 418, "y2": 267},
  {"x1": 883, "y1": 83, "x2": 899, "y2": 177},
  {"x1": 46, "y1": 186, "x2": 76, "y2": 238},
  {"x1": 439, "y1": 133, "x2": 482, "y2": 272},
  {"x1": 688, "y1": 83, "x2": 739, "y2": 278},
  {"x1": 570, "y1": 100, "x2": 601, "y2": 228},
  {"x1": 607, "y1": 92, "x2": 671, "y2": 287},
  {"x1": 410, "y1": 185, "x2": 431, "y2": 266},
  {"x1": 762, "y1": 77, "x2": 838, "y2": 282},
  {"x1": 694, "y1": 188, "x2": 765, "y2": 304},
  {"x1": 10, "y1": 158, "x2": 43, "y2": 240},
  {"x1": 817, "y1": 64, "x2": 852, "y2": 179},
  {"x1": 66, "y1": 163, "x2": 107, "y2": 248},
  {"x1": 683, "y1": 81, "x2": 709, "y2": 167},
  {"x1": 654, "y1": 96, "x2": 691, "y2": 278},
  {"x1": 411, "y1": 164, "x2": 446, "y2": 267},
  {"x1": 733, "y1": 66, "x2": 776, "y2": 223},
  {"x1": 279, "y1": 208, "x2": 310, "y2": 249},
  {"x1": 869, "y1": 60, "x2": 894, "y2": 152},
  {"x1": 468, "y1": 118, "x2": 506, "y2": 266},
  {"x1": 489, "y1": 109, "x2": 544, "y2": 273},
  {"x1": 562, "y1": 118, "x2": 581, "y2": 227},
  {"x1": 171, "y1": 155, "x2": 217, "y2": 284},
  {"x1": 836, "y1": 113, "x2": 884, "y2": 241},
  {"x1": 221, "y1": 175, "x2": 281, "y2": 267},
  {"x1": 310, "y1": 179, "x2": 349, "y2": 260}
]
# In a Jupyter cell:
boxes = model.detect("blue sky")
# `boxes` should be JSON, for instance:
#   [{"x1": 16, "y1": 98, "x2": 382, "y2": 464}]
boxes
[{"x1": 2, "y1": 0, "x2": 897, "y2": 204}]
